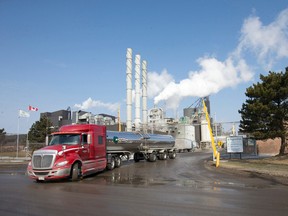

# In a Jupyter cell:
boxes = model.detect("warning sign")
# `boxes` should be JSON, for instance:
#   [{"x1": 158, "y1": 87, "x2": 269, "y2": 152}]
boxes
[{"x1": 227, "y1": 136, "x2": 243, "y2": 153}]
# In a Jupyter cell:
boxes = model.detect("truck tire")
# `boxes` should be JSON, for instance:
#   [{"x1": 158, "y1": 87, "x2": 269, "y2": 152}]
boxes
[
  {"x1": 134, "y1": 153, "x2": 140, "y2": 163},
  {"x1": 148, "y1": 153, "x2": 157, "y2": 162},
  {"x1": 134, "y1": 153, "x2": 140, "y2": 162},
  {"x1": 71, "y1": 163, "x2": 80, "y2": 181},
  {"x1": 107, "y1": 157, "x2": 115, "y2": 170},
  {"x1": 159, "y1": 152, "x2": 167, "y2": 160},
  {"x1": 115, "y1": 156, "x2": 122, "y2": 168},
  {"x1": 169, "y1": 151, "x2": 176, "y2": 159}
]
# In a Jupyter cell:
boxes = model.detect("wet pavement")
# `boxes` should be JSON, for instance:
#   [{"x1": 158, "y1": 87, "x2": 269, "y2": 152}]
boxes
[{"x1": 0, "y1": 152, "x2": 288, "y2": 215}]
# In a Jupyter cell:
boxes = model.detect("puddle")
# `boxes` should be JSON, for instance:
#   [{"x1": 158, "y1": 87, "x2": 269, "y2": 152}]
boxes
[{"x1": 85, "y1": 172, "x2": 251, "y2": 192}]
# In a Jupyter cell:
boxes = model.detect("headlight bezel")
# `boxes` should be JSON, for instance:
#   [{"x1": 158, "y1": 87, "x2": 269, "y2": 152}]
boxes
[{"x1": 55, "y1": 160, "x2": 69, "y2": 167}]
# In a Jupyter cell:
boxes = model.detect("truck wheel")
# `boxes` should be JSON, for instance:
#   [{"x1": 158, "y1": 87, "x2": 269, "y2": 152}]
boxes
[
  {"x1": 71, "y1": 163, "x2": 80, "y2": 181},
  {"x1": 169, "y1": 151, "x2": 176, "y2": 159},
  {"x1": 148, "y1": 153, "x2": 157, "y2": 162},
  {"x1": 159, "y1": 152, "x2": 168, "y2": 160},
  {"x1": 107, "y1": 157, "x2": 115, "y2": 170},
  {"x1": 115, "y1": 156, "x2": 122, "y2": 168},
  {"x1": 134, "y1": 153, "x2": 140, "y2": 162}
]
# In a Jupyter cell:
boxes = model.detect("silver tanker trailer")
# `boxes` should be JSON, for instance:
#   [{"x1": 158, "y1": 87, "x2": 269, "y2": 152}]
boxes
[{"x1": 106, "y1": 131, "x2": 176, "y2": 162}]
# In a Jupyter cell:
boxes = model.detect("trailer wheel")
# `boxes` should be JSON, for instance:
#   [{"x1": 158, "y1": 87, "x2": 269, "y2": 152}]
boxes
[
  {"x1": 115, "y1": 156, "x2": 122, "y2": 168},
  {"x1": 148, "y1": 153, "x2": 157, "y2": 162},
  {"x1": 71, "y1": 163, "x2": 80, "y2": 181},
  {"x1": 169, "y1": 151, "x2": 176, "y2": 159},
  {"x1": 134, "y1": 153, "x2": 140, "y2": 162},
  {"x1": 159, "y1": 152, "x2": 168, "y2": 160},
  {"x1": 107, "y1": 157, "x2": 115, "y2": 170}
]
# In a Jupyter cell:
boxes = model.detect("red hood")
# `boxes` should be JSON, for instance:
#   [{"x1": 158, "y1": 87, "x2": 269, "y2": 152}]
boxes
[
  {"x1": 40, "y1": 145, "x2": 64, "y2": 152},
  {"x1": 39, "y1": 144, "x2": 80, "y2": 154}
]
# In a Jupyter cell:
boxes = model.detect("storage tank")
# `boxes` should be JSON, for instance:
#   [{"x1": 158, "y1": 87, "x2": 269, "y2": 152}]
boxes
[{"x1": 200, "y1": 119, "x2": 211, "y2": 143}]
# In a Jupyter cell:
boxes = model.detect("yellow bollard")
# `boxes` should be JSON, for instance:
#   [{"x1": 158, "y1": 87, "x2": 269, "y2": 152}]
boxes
[{"x1": 216, "y1": 152, "x2": 220, "y2": 168}]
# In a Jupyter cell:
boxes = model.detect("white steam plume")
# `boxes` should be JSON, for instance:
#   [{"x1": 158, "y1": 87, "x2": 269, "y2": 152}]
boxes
[
  {"x1": 74, "y1": 97, "x2": 119, "y2": 112},
  {"x1": 147, "y1": 69, "x2": 174, "y2": 98},
  {"x1": 153, "y1": 8, "x2": 288, "y2": 109},
  {"x1": 130, "y1": 70, "x2": 173, "y2": 104},
  {"x1": 154, "y1": 56, "x2": 253, "y2": 109}
]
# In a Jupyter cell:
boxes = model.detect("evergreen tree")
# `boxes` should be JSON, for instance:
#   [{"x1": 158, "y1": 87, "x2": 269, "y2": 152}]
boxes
[
  {"x1": 239, "y1": 67, "x2": 288, "y2": 155},
  {"x1": 28, "y1": 116, "x2": 53, "y2": 143}
]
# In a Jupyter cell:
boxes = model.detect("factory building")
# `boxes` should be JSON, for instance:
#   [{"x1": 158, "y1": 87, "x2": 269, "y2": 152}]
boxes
[{"x1": 41, "y1": 110, "x2": 72, "y2": 129}]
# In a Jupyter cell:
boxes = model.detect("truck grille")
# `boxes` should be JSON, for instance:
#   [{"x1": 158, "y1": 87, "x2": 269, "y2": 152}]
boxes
[
  {"x1": 34, "y1": 171, "x2": 49, "y2": 176},
  {"x1": 32, "y1": 150, "x2": 57, "y2": 169}
]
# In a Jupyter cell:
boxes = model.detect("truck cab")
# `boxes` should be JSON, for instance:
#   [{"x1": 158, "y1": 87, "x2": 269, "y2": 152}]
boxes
[{"x1": 27, "y1": 124, "x2": 107, "y2": 181}]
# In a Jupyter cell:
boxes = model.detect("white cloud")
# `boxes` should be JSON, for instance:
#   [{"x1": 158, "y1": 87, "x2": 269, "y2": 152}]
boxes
[
  {"x1": 237, "y1": 8, "x2": 288, "y2": 69},
  {"x1": 74, "y1": 97, "x2": 119, "y2": 112}
]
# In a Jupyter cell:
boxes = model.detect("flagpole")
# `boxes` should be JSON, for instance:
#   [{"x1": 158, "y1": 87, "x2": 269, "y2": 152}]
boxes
[
  {"x1": 16, "y1": 113, "x2": 20, "y2": 158},
  {"x1": 17, "y1": 109, "x2": 31, "y2": 158},
  {"x1": 26, "y1": 111, "x2": 30, "y2": 158}
]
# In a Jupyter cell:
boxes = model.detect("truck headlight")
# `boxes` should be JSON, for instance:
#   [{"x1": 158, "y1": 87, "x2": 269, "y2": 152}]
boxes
[{"x1": 55, "y1": 161, "x2": 68, "y2": 167}]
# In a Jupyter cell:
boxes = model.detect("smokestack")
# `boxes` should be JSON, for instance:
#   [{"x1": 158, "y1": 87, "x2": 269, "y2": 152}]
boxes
[
  {"x1": 126, "y1": 48, "x2": 133, "y2": 132},
  {"x1": 142, "y1": 60, "x2": 148, "y2": 132},
  {"x1": 135, "y1": 54, "x2": 141, "y2": 131}
]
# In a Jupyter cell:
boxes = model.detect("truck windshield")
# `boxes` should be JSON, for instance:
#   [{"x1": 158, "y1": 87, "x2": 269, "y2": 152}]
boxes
[{"x1": 49, "y1": 134, "x2": 80, "y2": 146}]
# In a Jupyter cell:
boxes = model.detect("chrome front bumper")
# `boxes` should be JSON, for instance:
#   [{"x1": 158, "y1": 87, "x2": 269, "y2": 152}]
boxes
[{"x1": 27, "y1": 167, "x2": 71, "y2": 181}]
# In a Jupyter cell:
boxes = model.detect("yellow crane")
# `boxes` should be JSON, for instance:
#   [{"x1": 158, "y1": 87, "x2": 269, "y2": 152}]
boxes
[{"x1": 202, "y1": 98, "x2": 220, "y2": 167}]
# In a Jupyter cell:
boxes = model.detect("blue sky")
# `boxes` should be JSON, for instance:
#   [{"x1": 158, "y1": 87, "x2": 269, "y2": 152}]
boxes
[{"x1": 1, "y1": 0, "x2": 288, "y2": 134}]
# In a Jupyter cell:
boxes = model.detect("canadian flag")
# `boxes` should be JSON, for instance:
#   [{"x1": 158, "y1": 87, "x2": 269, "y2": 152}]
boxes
[{"x1": 28, "y1": 105, "x2": 38, "y2": 111}]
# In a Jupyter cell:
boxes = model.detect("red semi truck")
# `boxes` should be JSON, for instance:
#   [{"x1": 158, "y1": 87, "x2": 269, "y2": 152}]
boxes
[{"x1": 27, "y1": 124, "x2": 176, "y2": 182}]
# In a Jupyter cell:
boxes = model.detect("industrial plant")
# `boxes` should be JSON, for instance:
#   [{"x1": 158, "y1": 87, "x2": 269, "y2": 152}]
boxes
[{"x1": 41, "y1": 48, "x2": 228, "y2": 152}]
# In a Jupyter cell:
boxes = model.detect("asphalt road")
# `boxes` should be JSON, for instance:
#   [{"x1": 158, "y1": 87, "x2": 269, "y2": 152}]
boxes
[{"x1": 0, "y1": 152, "x2": 287, "y2": 216}]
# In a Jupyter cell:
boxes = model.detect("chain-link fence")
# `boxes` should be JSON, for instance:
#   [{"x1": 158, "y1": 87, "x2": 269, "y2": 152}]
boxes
[{"x1": 0, "y1": 134, "x2": 45, "y2": 158}]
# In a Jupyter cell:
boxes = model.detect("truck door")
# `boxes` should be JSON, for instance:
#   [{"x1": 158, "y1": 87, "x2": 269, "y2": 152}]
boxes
[{"x1": 79, "y1": 133, "x2": 90, "y2": 161}]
